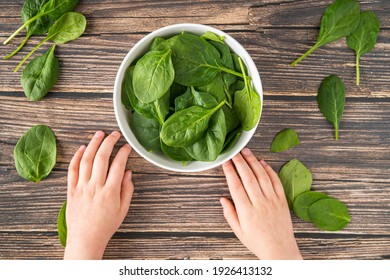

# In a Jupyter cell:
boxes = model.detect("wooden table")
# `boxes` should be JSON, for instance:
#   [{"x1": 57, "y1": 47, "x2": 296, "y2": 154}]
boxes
[{"x1": 0, "y1": 0, "x2": 389, "y2": 260}]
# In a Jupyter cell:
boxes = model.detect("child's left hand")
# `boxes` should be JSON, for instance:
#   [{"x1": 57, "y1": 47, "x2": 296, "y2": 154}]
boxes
[{"x1": 64, "y1": 131, "x2": 134, "y2": 260}]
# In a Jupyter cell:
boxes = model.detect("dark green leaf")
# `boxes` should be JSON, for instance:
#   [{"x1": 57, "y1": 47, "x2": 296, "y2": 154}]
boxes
[
  {"x1": 346, "y1": 11, "x2": 380, "y2": 85},
  {"x1": 175, "y1": 87, "x2": 218, "y2": 111},
  {"x1": 160, "y1": 101, "x2": 226, "y2": 147},
  {"x1": 293, "y1": 191, "x2": 329, "y2": 222},
  {"x1": 232, "y1": 53, "x2": 247, "y2": 75},
  {"x1": 317, "y1": 75, "x2": 346, "y2": 140},
  {"x1": 222, "y1": 128, "x2": 242, "y2": 154},
  {"x1": 21, "y1": 45, "x2": 60, "y2": 101},
  {"x1": 222, "y1": 105, "x2": 240, "y2": 134},
  {"x1": 270, "y1": 128, "x2": 300, "y2": 153},
  {"x1": 291, "y1": 0, "x2": 360, "y2": 66},
  {"x1": 130, "y1": 112, "x2": 162, "y2": 152},
  {"x1": 40, "y1": 0, "x2": 79, "y2": 20},
  {"x1": 185, "y1": 109, "x2": 227, "y2": 162},
  {"x1": 133, "y1": 49, "x2": 174, "y2": 103},
  {"x1": 209, "y1": 41, "x2": 236, "y2": 88},
  {"x1": 161, "y1": 141, "x2": 193, "y2": 162},
  {"x1": 309, "y1": 198, "x2": 351, "y2": 231},
  {"x1": 201, "y1": 31, "x2": 225, "y2": 44},
  {"x1": 279, "y1": 159, "x2": 312, "y2": 209},
  {"x1": 121, "y1": 66, "x2": 134, "y2": 110},
  {"x1": 150, "y1": 37, "x2": 166, "y2": 51},
  {"x1": 22, "y1": 0, "x2": 54, "y2": 35},
  {"x1": 14, "y1": 125, "x2": 57, "y2": 182},
  {"x1": 47, "y1": 11, "x2": 86, "y2": 44},
  {"x1": 195, "y1": 73, "x2": 226, "y2": 103},
  {"x1": 169, "y1": 82, "x2": 187, "y2": 107},
  {"x1": 57, "y1": 201, "x2": 67, "y2": 247}
]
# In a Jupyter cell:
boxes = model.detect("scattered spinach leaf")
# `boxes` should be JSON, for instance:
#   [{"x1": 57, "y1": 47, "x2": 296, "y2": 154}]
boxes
[
  {"x1": 346, "y1": 11, "x2": 380, "y2": 86},
  {"x1": 57, "y1": 201, "x2": 67, "y2": 247},
  {"x1": 317, "y1": 75, "x2": 346, "y2": 140},
  {"x1": 14, "y1": 124, "x2": 57, "y2": 182},
  {"x1": 278, "y1": 158, "x2": 312, "y2": 209},
  {"x1": 293, "y1": 191, "x2": 329, "y2": 222},
  {"x1": 21, "y1": 44, "x2": 59, "y2": 101},
  {"x1": 270, "y1": 128, "x2": 300, "y2": 153},
  {"x1": 309, "y1": 198, "x2": 351, "y2": 231},
  {"x1": 291, "y1": 0, "x2": 361, "y2": 66}
]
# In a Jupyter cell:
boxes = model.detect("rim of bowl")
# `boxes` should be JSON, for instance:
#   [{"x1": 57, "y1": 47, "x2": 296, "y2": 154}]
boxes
[{"x1": 114, "y1": 23, "x2": 263, "y2": 172}]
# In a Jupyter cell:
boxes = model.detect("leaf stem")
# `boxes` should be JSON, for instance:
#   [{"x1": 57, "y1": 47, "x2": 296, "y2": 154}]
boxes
[
  {"x1": 3, "y1": 33, "x2": 31, "y2": 60},
  {"x1": 290, "y1": 43, "x2": 320, "y2": 67},
  {"x1": 356, "y1": 54, "x2": 360, "y2": 86},
  {"x1": 335, "y1": 126, "x2": 339, "y2": 141},
  {"x1": 14, "y1": 37, "x2": 49, "y2": 72},
  {"x1": 3, "y1": 14, "x2": 41, "y2": 45}
]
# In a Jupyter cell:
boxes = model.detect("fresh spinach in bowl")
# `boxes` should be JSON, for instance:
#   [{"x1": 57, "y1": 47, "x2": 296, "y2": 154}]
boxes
[{"x1": 121, "y1": 32, "x2": 261, "y2": 163}]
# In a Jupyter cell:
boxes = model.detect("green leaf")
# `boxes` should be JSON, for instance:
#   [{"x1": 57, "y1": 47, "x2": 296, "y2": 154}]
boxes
[
  {"x1": 175, "y1": 87, "x2": 218, "y2": 111},
  {"x1": 185, "y1": 109, "x2": 227, "y2": 162},
  {"x1": 278, "y1": 159, "x2": 312, "y2": 209},
  {"x1": 130, "y1": 112, "x2": 162, "y2": 152},
  {"x1": 121, "y1": 66, "x2": 134, "y2": 110},
  {"x1": 201, "y1": 31, "x2": 225, "y2": 44},
  {"x1": 309, "y1": 198, "x2": 351, "y2": 231},
  {"x1": 346, "y1": 11, "x2": 380, "y2": 85},
  {"x1": 209, "y1": 41, "x2": 236, "y2": 88},
  {"x1": 270, "y1": 128, "x2": 300, "y2": 153},
  {"x1": 150, "y1": 37, "x2": 166, "y2": 51},
  {"x1": 161, "y1": 141, "x2": 193, "y2": 162},
  {"x1": 57, "y1": 201, "x2": 67, "y2": 247},
  {"x1": 233, "y1": 58, "x2": 261, "y2": 131},
  {"x1": 221, "y1": 105, "x2": 240, "y2": 134},
  {"x1": 133, "y1": 49, "x2": 175, "y2": 103},
  {"x1": 291, "y1": 0, "x2": 360, "y2": 66},
  {"x1": 195, "y1": 73, "x2": 226, "y2": 103},
  {"x1": 14, "y1": 125, "x2": 57, "y2": 182},
  {"x1": 317, "y1": 75, "x2": 346, "y2": 141},
  {"x1": 293, "y1": 191, "x2": 329, "y2": 222},
  {"x1": 21, "y1": 45, "x2": 60, "y2": 101},
  {"x1": 222, "y1": 128, "x2": 242, "y2": 154},
  {"x1": 160, "y1": 100, "x2": 226, "y2": 147}
]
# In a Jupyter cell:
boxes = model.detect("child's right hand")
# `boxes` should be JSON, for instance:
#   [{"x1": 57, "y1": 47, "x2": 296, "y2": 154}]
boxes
[{"x1": 221, "y1": 148, "x2": 303, "y2": 260}]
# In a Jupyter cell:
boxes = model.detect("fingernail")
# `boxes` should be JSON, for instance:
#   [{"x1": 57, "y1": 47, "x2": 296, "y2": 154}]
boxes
[
  {"x1": 260, "y1": 159, "x2": 267, "y2": 167},
  {"x1": 79, "y1": 145, "x2": 86, "y2": 152},
  {"x1": 94, "y1": 131, "x2": 104, "y2": 138},
  {"x1": 111, "y1": 130, "x2": 120, "y2": 138},
  {"x1": 124, "y1": 143, "x2": 131, "y2": 149},
  {"x1": 242, "y1": 148, "x2": 251, "y2": 156}
]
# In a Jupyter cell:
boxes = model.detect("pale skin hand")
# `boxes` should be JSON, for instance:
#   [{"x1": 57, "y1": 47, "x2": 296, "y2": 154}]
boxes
[
  {"x1": 64, "y1": 131, "x2": 134, "y2": 260},
  {"x1": 221, "y1": 148, "x2": 303, "y2": 260}
]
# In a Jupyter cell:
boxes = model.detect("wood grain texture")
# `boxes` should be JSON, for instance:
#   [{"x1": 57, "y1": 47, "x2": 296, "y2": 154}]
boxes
[{"x1": 1, "y1": 0, "x2": 389, "y2": 260}]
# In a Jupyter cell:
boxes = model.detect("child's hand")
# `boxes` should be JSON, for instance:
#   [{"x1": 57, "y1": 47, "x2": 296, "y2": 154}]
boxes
[
  {"x1": 64, "y1": 131, "x2": 134, "y2": 260},
  {"x1": 221, "y1": 148, "x2": 302, "y2": 260}
]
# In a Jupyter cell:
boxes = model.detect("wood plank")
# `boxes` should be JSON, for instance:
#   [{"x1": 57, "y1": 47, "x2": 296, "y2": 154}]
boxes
[
  {"x1": 249, "y1": 0, "x2": 390, "y2": 28},
  {"x1": 1, "y1": 95, "x2": 389, "y2": 234},
  {"x1": 0, "y1": 232, "x2": 389, "y2": 260}
]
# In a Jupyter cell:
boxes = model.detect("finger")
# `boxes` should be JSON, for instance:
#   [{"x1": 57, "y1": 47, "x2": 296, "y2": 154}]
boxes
[
  {"x1": 120, "y1": 170, "x2": 134, "y2": 214},
  {"x1": 231, "y1": 152, "x2": 261, "y2": 204},
  {"x1": 220, "y1": 197, "x2": 242, "y2": 239},
  {"x1": 79, "y1": 131, "x2": 105, "y2": 183},
  {"x1": 222, "y1": 159, "x2": 251, "y2": 211},
  {"x1": 91, "y1": 131, "x2": 121, "y2": 186},
  {"x1": 106, "y1": 143, "x2": 132, "y2": 192},
  {"x1": 67, "y1": 145, "x2": 86, "y2": 195},
  {"x1": 241, "y1": 148, "x2": 275, "y2": 199},
  {"x1": 260, "y1": 160, "x2": 286, "y2": 199}
]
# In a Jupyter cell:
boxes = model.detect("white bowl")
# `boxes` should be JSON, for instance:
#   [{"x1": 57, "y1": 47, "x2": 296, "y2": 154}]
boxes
[{"x1": 114, "y1": 23, "x2": 263, "y2": 172}]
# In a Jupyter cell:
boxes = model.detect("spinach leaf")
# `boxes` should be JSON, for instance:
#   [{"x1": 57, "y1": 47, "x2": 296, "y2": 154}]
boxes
[
  {"x1": 293, "y1": 191, "x2": 329, "y2": 222},
  {"x1": 233, "y1": 57, "x2": 261, "y2": 131},
  {"x1": 232, "y1": 53, "x2": 247, "y2": 75},
  {"x1": 150, "y1": 37, "x2": 166, "y2": 51},
  {"x1": 278, "y1": 158, "x2": 312, "y2": 209},
  {"x1": 185, "y1": 108, "x2": 227, "y2": 162},
  {"x1": 309, "y1": 198, "x2": 351, "y2": 231},
  {"x1": 21, "y1": 45, "x2": 60, "y2": 101},
  {"x1": 175, "y1": 87, "x2": 218, "y2": 111},
  {"x1": 162, "y1": 33, "x2": 243, "y2": 86},
  {"x1": 4, "y1": 0, "x2": 79, "y2": 45},
  {"x1": 161, "y1": 141, "x2": 193, "y2": 162},
  {"x1": 291, "y1": 0, "x2": 360, "y2": 66},
  {"x1": 270, "y1": 128, "x2": 300, "y2": 153},
  {"x1": 195, "y1": 73, "x2": 226, "y2": 103},
  {"x1": 222, "y1": 105, "x2": 240, "y2": 134},
  {"x1": 14, "y1": 124, "x2": 57, "y2": 182},
  {"x1": 346, "y1": 11, "x2": 380, "y2": 85},
  {"x1": 209, "y1": 41, "x2": 236, "y2": 88},
  {"x1": 229, "y1": 80, "x2": 245, "y2": 97},
  {"x1": 160, "y1": 100, "x2": 226, "y2": 147},
  {"x1": 201, "y1": 31, "x2": 225, "y2": 44},
  {"x1": 222, "y1": 128, "x2": 242, "y2": 154},
  {"x1": 121, "y1": 66, "x2": 134, "y2": 110},
  {"x1": 4, "y1": 0, "x2": 54, "y2": 60},
  {"x1": 317, "y1": 75, "x2": 346, "y2": 140},
  {"x1": 15, "y1": 12, "x2": 86, "y2": 72},
  {"x1": 130, "y1": 112, "x2": 162, "y2": 152},
  {"x1": 122, "y1": 65, "x2": 170, "y2": 125},
  {"x1": 169, "y1": 82, "x2": 187, "y2": 107},
  {"x1": 57, "y1": 201, "x2": 67, "y2": 247},
  {"x1": 133, "y1": 49, "x2": 174, "y2": 103}
]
